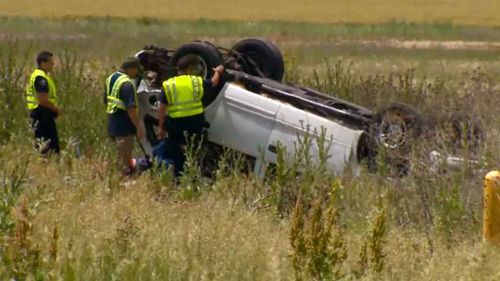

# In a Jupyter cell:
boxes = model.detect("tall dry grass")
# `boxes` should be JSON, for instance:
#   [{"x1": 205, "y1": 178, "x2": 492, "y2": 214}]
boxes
[
  {"x1": 0, "y1": 33, "x2": 499, "y2": 280},
  {"x1": 1, "y1": 139, "x2": 499, "y2": 280}
]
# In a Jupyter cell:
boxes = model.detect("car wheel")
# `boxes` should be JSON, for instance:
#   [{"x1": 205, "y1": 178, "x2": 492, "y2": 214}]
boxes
[
  {"x1": 168, "y1": 42, "x2": 224, "y2": 105},
  {"x1": 168, "y1": 42, "x2": 223, "y2": 79},
  {"x1": 371, "y1": 103, "x2": 425, "y2": 176},
  {"x1": 231, "y1": 38, "x2": 285, "y2": 82}
]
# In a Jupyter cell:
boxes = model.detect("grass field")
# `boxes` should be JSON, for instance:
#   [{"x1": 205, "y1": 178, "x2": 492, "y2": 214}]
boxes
[
  {"x1": 1, "y1": 16, "x2": 499, "y2": 80},
  {"x1": 1, "y1": 0, "x2": 500, "y2": 26},
  {"x1": 1, "y1": 2, "x2": 500, "y2": 280}
]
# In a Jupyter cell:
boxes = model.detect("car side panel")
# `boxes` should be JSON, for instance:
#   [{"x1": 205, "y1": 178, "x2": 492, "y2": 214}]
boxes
[
  {"x1": 204, "y1": 83, "x2": 281, "y2": 158},
  {"x1": 265, "y1": 102, "x2": 364, "y2": 174}
]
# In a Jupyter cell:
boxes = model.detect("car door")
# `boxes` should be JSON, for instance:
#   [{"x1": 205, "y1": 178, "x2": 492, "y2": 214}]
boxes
[
  {"x1": 265, "y1": 103, "x2": 363, "y2": 175},
  {"x1": 204, "y1": 83, "x2": 281, "y2": 159}
]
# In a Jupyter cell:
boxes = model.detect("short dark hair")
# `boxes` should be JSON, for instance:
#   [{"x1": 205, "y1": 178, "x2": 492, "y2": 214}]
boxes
[
  {"x1": 176, "y1": 55, "x2": 199, "y2": 72},
  {"x1": 36, "y1": 51, "x2": 53, "y2": 67},
  {"x1": 122, "y1": 57, "x2": 141, "y2": 70}
]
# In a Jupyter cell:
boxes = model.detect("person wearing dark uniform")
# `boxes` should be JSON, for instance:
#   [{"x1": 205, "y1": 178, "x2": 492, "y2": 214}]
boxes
[
  {"x1": 26, "y1": 51, "x2": 61, "y2": 154},
  {"x1": 104, "y1": 57, "x2": 144, "y2": 175},
  {"x1": 158, "y1": 55, "x2": 224, "y2": 178}
]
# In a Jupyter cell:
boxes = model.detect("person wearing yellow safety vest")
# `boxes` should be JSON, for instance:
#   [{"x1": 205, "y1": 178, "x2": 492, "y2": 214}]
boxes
[
  {"x1": 26, "y1": 51, "x2": 61, "y2": 154},
  {"x1": 104, "y1": 57, "x2": 145, "y2": 175},
  {"x1": 158, "y1": 55, "x2": 224, "y2": 178}
]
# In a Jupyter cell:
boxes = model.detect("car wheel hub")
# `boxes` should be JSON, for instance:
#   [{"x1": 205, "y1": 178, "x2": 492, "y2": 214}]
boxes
[
  {"x1": 377, "y1": 115, "x2": 408, "y2": 149},
  {"x1": 190, "y1": 55, "x2": 208, "y2": 78}
]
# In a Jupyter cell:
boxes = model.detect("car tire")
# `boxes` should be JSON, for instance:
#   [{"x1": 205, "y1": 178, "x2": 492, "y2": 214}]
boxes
[
  {"x1": 168, "y1": 42, "x2": 223, "y2": 79},
  {"x1": 371, "y1": 102, "x2": 425, "y2": 177},
  {"x1": 231, "y1": 38, "x2": 285, "y2": 81},
  {"x1": 168, "y1": 42, "x2": 224, "y2": 105}
]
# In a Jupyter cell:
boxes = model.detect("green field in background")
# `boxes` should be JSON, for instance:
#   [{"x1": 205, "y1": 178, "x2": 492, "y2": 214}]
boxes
[
  {"x1": 1, "y1": 16, "x2": 499, "y2": 80},
  {"x1": 1, "y1": 0, "x2": 499, "y2": 26}
]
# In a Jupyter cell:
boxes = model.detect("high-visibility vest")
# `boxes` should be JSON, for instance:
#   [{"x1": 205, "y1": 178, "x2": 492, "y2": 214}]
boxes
[
  {"x1": 105, "y1": 71, "x2": 137, "y2": 114},
  {"x1": 26, "y1": 69, "x2": 58, "y2": 110},
  {"x1": 162, "y1": 75, "x2": 204, "y2": 118}
]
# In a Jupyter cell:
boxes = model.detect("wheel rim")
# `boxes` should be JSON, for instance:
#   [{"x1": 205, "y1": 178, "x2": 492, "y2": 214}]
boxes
[
  {"x1": 189, "y1": 55, "x2": 208, "y2": 78},
  {"x1": 376, "y1": 113, "x2": 409, "y2": 149}
]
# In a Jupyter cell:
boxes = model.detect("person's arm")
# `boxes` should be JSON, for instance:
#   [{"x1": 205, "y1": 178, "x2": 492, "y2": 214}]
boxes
[
  {"x1": 158, "y1": 87, "x2": 168, "y2": 139},
  {"x1": 210, "y1": 65, "x2": 225, "y2": 87},
  {"x1": 127, "y1": 108, "x2": 144, "y2": 140},
  {"x1": 34, "y1": 76, "x2": 60, "y2": 115},
  {"x1": 103, "y1": 85, "x2": 108, "y2": 105},
  {"x1": 121, "y1": 82, "x2": 144, "y2": 140},
  {"x1": 37, "y1": 93, "x2": 60, "y2": 114},
  {"x1": 158, "y1": 103, "x2": 167, "y2": 139}
]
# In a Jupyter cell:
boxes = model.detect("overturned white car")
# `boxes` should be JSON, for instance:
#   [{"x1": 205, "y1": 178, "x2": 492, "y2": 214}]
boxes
[{"x1": 134, "y1": 39, "x2": 482, "y2": 177}]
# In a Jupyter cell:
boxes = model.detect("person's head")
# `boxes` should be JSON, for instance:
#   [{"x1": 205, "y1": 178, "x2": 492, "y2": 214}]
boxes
[
  {"x1": 37, "y1": 51, "x2": 55, "y2": 72},
  {"x1": 121, "y1": 57, "x2": 141, "y2": 79},
  {"x1": 176, "y1": 54, "x2": 200, "y2": 75}
]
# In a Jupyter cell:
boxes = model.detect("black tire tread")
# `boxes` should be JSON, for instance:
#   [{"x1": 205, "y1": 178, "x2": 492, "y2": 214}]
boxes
[{"x1": 231, "y1": 38, "x2": 285, "y2": 81}]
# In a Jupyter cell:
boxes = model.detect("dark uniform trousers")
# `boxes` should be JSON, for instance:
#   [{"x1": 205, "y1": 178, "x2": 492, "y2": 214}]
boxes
[
  {"x1": 165, "y1": 113, "x2": 207, "y2": 178},
  {"x1": 30, "y1": 107, "x2": 60, "y2": 154}
]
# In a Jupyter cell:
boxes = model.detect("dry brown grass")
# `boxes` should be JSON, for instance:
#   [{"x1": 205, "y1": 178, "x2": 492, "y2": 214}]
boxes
[
  {"x1": 1, "y1": 0, "x2": 499, "y2": 26},
  {"x1": 1, "y1": 143, "x2": 499, "y2": 280}
]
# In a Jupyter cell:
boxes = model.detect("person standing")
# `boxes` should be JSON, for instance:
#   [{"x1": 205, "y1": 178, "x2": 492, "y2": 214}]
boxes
[
  {"x1": 26, "y1": 51, "x2": 61, "y2": 154},
  {"x1": 158, "y1": 55, "x2": 224, "y2": 178},
  {"x1": 105, "y1": 57, "x2": 144, "y2": 175}
]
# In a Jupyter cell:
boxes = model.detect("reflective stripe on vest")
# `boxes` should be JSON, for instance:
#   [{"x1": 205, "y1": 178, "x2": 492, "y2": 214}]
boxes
[
  {"x1": 26, "y1": 69, "x2": 57, "y2": 110},
  {"x1": 162, "y1": 75, "x2": 204, "y2": 118},
  {"x1": 105, "y1": 71, "x2": 137, "y2": 114}
]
